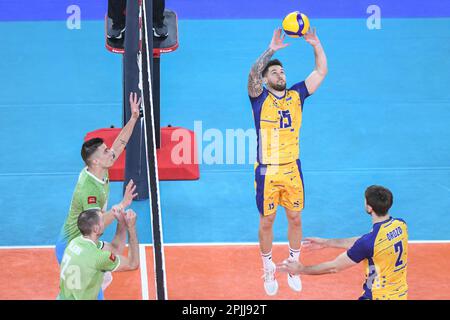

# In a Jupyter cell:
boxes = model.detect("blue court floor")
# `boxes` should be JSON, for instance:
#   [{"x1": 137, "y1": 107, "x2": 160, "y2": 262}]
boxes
[{"x1": 0, "y1": 14, "x2": 449, "y2": 246}]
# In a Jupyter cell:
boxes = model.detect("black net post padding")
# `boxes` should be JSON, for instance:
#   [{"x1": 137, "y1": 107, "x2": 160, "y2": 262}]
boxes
[{"x1": 153, "y1": 56, "x2": 161, "y2": 149}]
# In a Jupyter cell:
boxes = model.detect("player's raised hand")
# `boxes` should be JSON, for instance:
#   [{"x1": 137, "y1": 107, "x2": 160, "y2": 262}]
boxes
[
  {"x1": 111, "y1": 204, "x2": 126, "y2": 224},
  {"x1": 129, "y1": 92, "x2": 141, "y2": 120},
  {"x1": 302, "y1": 237, "x2": 328, "y2": 251},
  {"x1": 125, "y1": 209, "x2": 137, "y2": 229},
  {"x1": 121, "y1": 179, "x2": 138, "y2": 208},
  {"x1": 304, "y1": 27, "x2": 320, "y2": 47},
  {"x1": 269, "y1": 28, "x2": 289, "y2": 52},
  {"x1": 276, "y1": 259, "x2": 303, "y2": 275}
]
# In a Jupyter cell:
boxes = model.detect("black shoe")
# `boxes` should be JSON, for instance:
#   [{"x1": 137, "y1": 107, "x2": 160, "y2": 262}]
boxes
[
  {"x1": 108, "y1": 24, "x2": 126, "y2": 40},
  {"x1": 153, "y1": 22, "x2": 168, "y2": 38}
]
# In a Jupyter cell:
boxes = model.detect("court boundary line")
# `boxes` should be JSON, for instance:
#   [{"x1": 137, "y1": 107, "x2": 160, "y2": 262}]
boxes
[
  {"x1": 2, "y1": 166, "x2": 450, "y2": 177},
  {"x1": 1, "y1": 240, "x2": 450, "y2": 249},
  {"x1": 139, "y1": 244, "x2": 149, "y2": 300}
]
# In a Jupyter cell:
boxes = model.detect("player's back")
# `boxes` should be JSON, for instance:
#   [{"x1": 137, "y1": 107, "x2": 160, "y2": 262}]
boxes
[
  {"x1": 347, "y1": 217, "x2": 408, "y2": 300},
  {"x1": 370, "y1": 217, "x2": 408, "y2": 300},
  {"x1": 58, "y1": 236, "x2": 106, "y2": 300}
]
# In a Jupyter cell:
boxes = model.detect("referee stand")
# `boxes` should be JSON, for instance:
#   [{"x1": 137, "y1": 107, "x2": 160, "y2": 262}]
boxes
[{"x1": 84, "y1": 2, "x2": 199, "y2": 199}]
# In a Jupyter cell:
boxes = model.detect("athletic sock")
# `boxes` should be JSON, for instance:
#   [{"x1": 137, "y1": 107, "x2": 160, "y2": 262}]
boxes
[
  {"x1": 288, "y1": 246, "x2": 301, "y2": 262},
  {"x1": 261, "y1": 251, "x2": 274, "y2": 270}
]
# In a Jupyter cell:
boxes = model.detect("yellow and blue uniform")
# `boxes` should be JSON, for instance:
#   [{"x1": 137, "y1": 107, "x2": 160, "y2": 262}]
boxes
[
  {"x1": 250, "y1": 81, "x2": 310, "y2": 216},
  {"x1": 347, "y1": 217, "x2": 408, "y2": 300}
]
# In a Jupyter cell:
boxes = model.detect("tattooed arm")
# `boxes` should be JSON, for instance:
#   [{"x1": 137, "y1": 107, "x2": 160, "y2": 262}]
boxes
[
  {"x1": 111, "y1": 92, "x2": 141, "y2": 161},
  {"x1": 248, "y1": 28, "x2": 289, "y2": 98},
  {"x1": 248, "y1": 47, "x2": 274, "y2": 98}
]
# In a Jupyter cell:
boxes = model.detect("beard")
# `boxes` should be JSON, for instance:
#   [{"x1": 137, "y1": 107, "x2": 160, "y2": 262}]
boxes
[{"x1": 269, "y1": 81, "x2": 286, "y2": 91}]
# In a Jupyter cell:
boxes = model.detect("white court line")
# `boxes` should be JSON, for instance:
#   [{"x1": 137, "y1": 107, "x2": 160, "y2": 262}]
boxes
[
  {"x1": 139, "y1": 244, "x2": 149, "y2": 300},
  {"x1": 0, "y1": 172, "x2": 79, "y2": 177},
  {"x1": 0, "y1": 245, "x2": 55, "y2": 249},
  {"x1": 2, "y1": 240, "x2": 450, "y2": 250},
  {"x1": 409, "y1": 240, "x2": 450, "y2": 244}
]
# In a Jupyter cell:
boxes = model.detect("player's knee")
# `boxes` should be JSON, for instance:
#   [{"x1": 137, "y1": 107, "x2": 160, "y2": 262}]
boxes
[
  {"x1": 260, "y1": 214, "x2": 276, "y2": 230},
  {"x1": 287, "y1": 214, "x2": 302, "y2": 227}
]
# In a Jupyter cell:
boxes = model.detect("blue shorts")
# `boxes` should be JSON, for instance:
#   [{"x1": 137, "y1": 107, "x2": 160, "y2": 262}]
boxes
[{"x1": 55, "y1": 238, "x2": 104, "y2": 300}]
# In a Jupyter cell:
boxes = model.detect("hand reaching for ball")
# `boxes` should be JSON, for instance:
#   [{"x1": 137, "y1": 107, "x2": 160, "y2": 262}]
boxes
[
  {"x1": 304, "y1": 27, "x2": 321, "y2": 47},
  {"x1": 270, "y1": 28, "x2": 289, "y2": 52}
]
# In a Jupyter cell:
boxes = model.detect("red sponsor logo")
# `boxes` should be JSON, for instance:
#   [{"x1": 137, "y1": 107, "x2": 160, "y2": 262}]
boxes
[
  {"x1": 109, "y1": 253, "x2": 116, "y2": 262},
  {"x1": 87, "y1": 196, "x2": 97, "y2": 204}
]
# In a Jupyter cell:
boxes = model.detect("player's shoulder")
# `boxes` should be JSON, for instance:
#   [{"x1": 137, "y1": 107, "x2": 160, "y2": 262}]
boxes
[
  {"x1": 347, "y1": 231, "x2": 377, "y2": 262},
  {"x1": 288, "y1": 80, "x2": 305, "y2": 89},
  {"x1": 381, "y1": 216, "x2": 408, "y2": 230},
  {"x1": 357, "y1": 229, "x2": 378, "y2": 247},
  {"x1": 71, "y1": 235, "x2": 91, "y2": 247},
  {"x1": 76, "y1": 238, "x2": 105, "y2": 260},
  {"x1": 77, "y1": 170, "x2": 103, "y2": 191},
  {"x1": 392, "y1": 217, "x2": 407, "y2": 225},
  {"x1": 392, "y1": 217, "x2": 408, "y2": 235},
  {"x1": 288, "y1": 80, "x2": 308, "y2": 92},
  {"x1": 75, "y1": 168, "x2": 92, "y2": 187},
  {"x1": 355, "y1": 222, "x2": 385, "y2": 249},
  {"x1": 249, "y1": 87, "x2": 269, "y2": 103},
  {"x1": 66, "y1": 236, "x2": 87, "y2": 253}
]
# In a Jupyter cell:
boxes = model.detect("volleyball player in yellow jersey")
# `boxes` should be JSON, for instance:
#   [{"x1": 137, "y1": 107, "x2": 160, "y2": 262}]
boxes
[
  {"x1": 277, "y1": 186, "x2": 409, "y2": 300},
  {"x1": 248, "y1": 28, "x2": 328, "y2": 295}
]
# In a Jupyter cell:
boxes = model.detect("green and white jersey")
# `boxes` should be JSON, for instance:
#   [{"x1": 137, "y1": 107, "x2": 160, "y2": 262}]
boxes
[
  {"x1": 60, "y1": 167, "x2": 110, "y2": 243},
  {"x1": 58, "y1": 236, "x2": 120, "y2": 300}
]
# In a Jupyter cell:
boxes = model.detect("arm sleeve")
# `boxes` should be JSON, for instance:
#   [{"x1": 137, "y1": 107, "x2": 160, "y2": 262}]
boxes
[
  {"x1": 97, "y1": 241, "x2": 105, "y2": 250},
  {"x1": 96, "y1": 250, "x2": 121, "y2": 272},
  {"x1": 346, "y1": 234, "x2": 373, "y2": 263},
  {"x1": 249, "y1": 87, "x2": 268, "y2": 103},
  {"x1": 249, "y1": 88, "x2": 269, "y2": 117},
  {"x1": 290, "y1": 81, "x2": 310, "y2": 107}
]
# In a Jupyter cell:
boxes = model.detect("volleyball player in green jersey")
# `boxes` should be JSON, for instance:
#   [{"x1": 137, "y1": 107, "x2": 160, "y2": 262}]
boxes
[
  {"x1": 58, "y1": 208, "x2": 139, "y2": 300},
  {"x1": 56, "y1": 92, "x2": 141, "y2": 299}
]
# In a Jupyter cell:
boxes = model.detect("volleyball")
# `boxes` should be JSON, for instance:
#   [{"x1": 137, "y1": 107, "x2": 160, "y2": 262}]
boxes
[{"x1": 282, "y1": 11, "x2": 310, "y2": 38}]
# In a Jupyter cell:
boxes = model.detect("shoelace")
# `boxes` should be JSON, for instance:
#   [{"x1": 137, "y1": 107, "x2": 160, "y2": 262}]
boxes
[{"x1": 261, "y1": 267, "x2": 275, "y2": 282}]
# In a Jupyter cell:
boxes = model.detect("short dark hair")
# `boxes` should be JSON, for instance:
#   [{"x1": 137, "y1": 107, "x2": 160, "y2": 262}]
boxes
[
  {"x1": 365, "y1": 185, "x2": 393, "y2": 216},
  {"x1": 262, "y1": 59, "x2": 283, "y2": 77},
  {"x1": 81, "y1": 138, "x2": 104, "y2": 166},
  {"x1": 77, "y1": 209, "x2": 101, "y2": 236}
]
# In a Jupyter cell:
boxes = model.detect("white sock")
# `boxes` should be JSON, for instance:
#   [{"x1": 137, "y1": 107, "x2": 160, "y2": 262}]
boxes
[
  {"x1": 261, "y1": 251, "x2": 274, "y2": 269},
  {"x1": 288, "y1": 246, "x2": 301, "y2": 262},
  {"x1": 102, "y1": 271, "x2": 113, "y2": 291}
]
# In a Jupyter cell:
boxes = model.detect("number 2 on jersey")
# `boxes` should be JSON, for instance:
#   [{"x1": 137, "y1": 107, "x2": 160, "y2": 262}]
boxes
[{"x1": 394, "y1": 241, "x2": 404, "y2": 267}]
